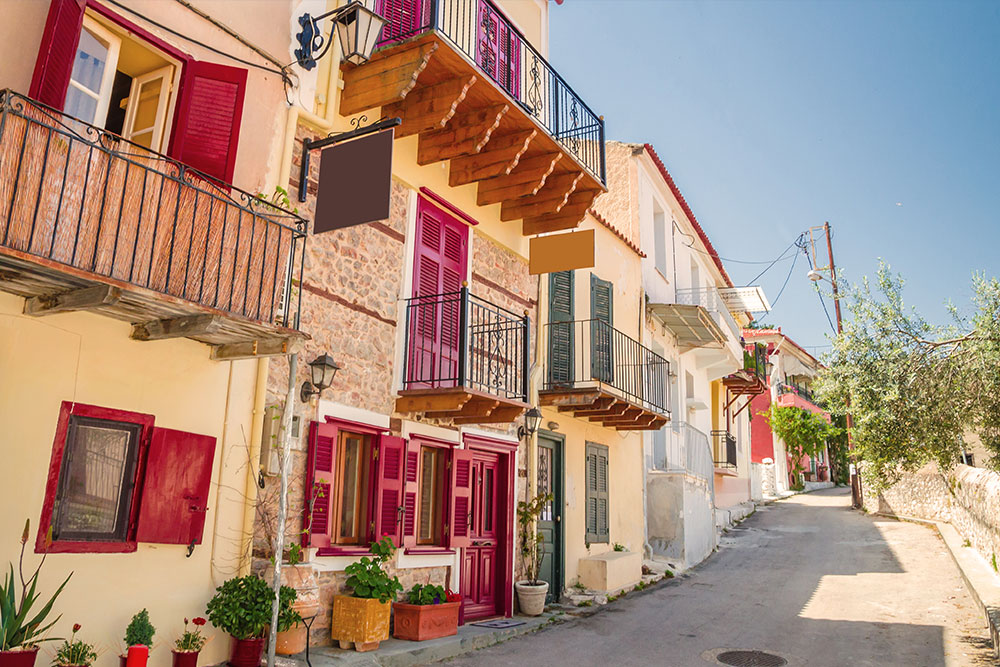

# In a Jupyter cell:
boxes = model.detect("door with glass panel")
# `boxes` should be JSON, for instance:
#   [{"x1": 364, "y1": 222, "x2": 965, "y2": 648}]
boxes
[
  {"x1": 461, "y1": 451, "x2": 501, "y2": 620},
  {"x1": 537, "y1": 433, "x2": 563, "y2": 603}
]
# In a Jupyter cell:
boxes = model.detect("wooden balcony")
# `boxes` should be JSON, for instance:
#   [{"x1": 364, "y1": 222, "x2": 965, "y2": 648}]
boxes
[
  {"x1": 539, "y1": 320, "x2": 670, "y2": 431},
  {"x1": 723, "y1": 343, "x2": 768, "y2": 397},
  {"x1": 395, "y1": 287, "x2": 529, "y2": 424},
  {"x1": 0, "y1": 91, "x2": 307, "y2": 359},
  {"x1": 338, "y1": 0, "x2": 606, "y2": 236}
]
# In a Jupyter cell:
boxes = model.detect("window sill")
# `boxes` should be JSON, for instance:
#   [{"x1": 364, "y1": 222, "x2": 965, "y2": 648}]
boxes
[
  {"x1": 39, "y1": 540, "x2": 137, "y2": 554},
  {"x1": 315, "y1": 546, "x2": 372, "y2": 558},
  {"x1": 404, "y1": 547, "x2": 456, "y2": 555}
]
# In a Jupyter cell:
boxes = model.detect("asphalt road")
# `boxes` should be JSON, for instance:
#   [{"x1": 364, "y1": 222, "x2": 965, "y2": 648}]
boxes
[{"x1": 442, "y1": 487, "x2": 995, "y2": 667}]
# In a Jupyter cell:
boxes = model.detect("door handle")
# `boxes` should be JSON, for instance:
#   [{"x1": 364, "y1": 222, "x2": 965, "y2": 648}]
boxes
[{"x1": 556, "y1": 515, "x2": 561, "y2": 522}]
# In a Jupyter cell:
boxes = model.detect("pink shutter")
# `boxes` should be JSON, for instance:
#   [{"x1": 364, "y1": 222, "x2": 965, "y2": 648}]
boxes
[
  {"x1": 305, "y1": 421, "x2": 338, "y2": 548},
  {"x1": 168, "y1": 61, "x2": 247, "y2": 185},
  {"x1": 373, "y1": 436, "x2": 405, "y2": 545},
  {"x1": 29, "y1": 0, "x2": 86, "y2": 110},
  {"x1": 401, "y1": 439, "x2": 421, "y2": 548},
  {"x1": 135, "y1": 427, "x2": 216, "y2": 545},
  {"x1": 376, "y1": 0, "x2": 425, "y2": 44},
  {"x1": 448, "y1": 449, "x2": 474, "y2": 548}
]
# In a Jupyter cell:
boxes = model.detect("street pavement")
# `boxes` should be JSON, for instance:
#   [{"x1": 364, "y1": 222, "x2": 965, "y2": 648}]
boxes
[{"x1": 442, "y1": 487, "x2": 996, "y2": 667}]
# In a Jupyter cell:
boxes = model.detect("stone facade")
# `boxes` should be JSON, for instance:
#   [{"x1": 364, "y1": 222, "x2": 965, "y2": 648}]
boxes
[{"x1": 863, "y1": 464, "x2": 1000, "y2": 572}]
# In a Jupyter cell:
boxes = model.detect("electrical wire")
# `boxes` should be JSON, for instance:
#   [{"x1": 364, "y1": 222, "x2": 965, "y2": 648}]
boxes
[
  {"x1": 764, "y1": 242, "x2": 804, "y2": 315},
  {"x1": 804, "y1": 246, "x2": 838, "y2": 334},
  {"x1": 673, "y1": 221, "x2": 800, "y2": 265},
  {"x1": 745, "y1": 236, "x2": 803, "y2": 286}
]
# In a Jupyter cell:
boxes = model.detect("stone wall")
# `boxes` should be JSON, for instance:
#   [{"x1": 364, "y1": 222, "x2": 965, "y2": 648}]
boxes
[{"x1": 864, "y1": 464, "x2": 1000, "y2": 571}]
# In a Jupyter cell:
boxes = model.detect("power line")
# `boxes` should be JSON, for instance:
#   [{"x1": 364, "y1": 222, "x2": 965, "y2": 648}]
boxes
[
  {"x1": 745, "y1": 235, "x2": 803, "y2": 286},
  {"x1": 803, "y1": 246, "x2": 838, "y2": 334},
  {"x1": 673, "y1": 222, "x2": 800, "y2": 265},
  {"x1": 764, "y1": 243, "x2": 803, "y2": 314}
]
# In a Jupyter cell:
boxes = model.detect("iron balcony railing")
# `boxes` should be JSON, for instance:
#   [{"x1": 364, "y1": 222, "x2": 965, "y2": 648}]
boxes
[
  {"x1": 0, "y1": 91, "x2": 307, "y2": 328},
  {"x1": 675, "y1": 286, "x2": 742, "y2": 344},
  {"x1": 711, "y1": 429, "x2": 737, "y2": 470},
  {"x1": 744, "y1": 342, "x2": 768, "y2": 382},
  {"x1": 402, "y1": 287, "x2": 528, "y2": 402},
  {"x1": 651, "y1": 422, "x2": 713, "y2": 485},
  {"x1": 544, "y1": 319, "x2": 670, "y2": 415},
  {"x1": 778, "y1": 381, "x2": 818, "y2": 405},
  {"x1": 370, "y1": 0, "x2": 606, "y2": 184}
]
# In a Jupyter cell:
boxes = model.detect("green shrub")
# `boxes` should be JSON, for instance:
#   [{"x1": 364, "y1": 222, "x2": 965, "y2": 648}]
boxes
[
  {"x1": 344, "y1": 537, "x2": 402, "y2": 603},
  {"x1": 124, "y1": 609, "x2": 155, "y2": 648},
  {"x1": 205, "y1": 575, "x2": 297, "y2": 640}
]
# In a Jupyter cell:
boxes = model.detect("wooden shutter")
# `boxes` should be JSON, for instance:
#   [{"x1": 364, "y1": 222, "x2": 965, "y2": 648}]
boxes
[
  {"x1": 373, "y1": 436, "x2": 405, "y2": 546},
  {"x1": 305, "y1": 421, "x2": 338, "y2": 548},
  {"x1": 29, "y1": 0, "x2": 86, "y2": 109},
  {"x1": 376, "y1": 0, "x2": 425, "y2": 43},
  {"x1": 448, "y1": 448, "x2": 474, "y2": 548},
  {"x1": 590, "y1": 275, "x2": 613, "y2": 383},
  {"x1": 401, "y1": 438, "x2": 421, "y2": 548},
  {"x1": 135, "y1": 427, "x2": 216, "y2": 545},
  {"x1": 168, "y1": 61, "x2": 247, "y2": 185},
  {"x1": 585, "y1": 443, "x2": 609, "y2": 543},
  {"x1": 548, "y1": 270, "x2": 574, "y2": 386}
]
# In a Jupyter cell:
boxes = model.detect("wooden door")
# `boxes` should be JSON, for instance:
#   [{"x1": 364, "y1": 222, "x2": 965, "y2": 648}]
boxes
[
  {"x1": 461, "y1": 451, "x2": 502, "y2": 620},
  {"x1": 537, "y1": 433, "x2": 563, "y2": 603},
  {"x1": 476, "y1": 0, "x2": 521, "y2": 99},
  {"x1": 409, "y1": 196, "x2": 469, "y2": 388}
]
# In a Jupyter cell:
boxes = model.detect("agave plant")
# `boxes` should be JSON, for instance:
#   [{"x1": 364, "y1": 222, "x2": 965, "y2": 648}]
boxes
[{"x1": 0, "y1": 520, "x2": 71, "y2": 650}]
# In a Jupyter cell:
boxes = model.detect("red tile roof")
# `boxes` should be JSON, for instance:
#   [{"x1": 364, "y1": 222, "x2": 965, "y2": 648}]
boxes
[
  {"x1": 588, "y1": 208, "x2": 646, "y2": 258},
  {"x1": 642, "y1": 144, "x2": 733, "y2": 288}
]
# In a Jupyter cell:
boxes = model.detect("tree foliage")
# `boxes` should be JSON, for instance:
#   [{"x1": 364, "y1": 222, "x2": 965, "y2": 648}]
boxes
[
  {"x1": 763, "y1": 405, "x2": 838, "y2": 484},
  {"x1": 816, "y1": 263, "x2": 1000, "y2": 488}
]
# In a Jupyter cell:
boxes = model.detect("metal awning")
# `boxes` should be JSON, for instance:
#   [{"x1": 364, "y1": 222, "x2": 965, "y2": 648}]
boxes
[
  {"x1": 718, "y1": 286, "x2": 771, "y2": 313},
  {"x1": 648, "y1": 303, "x2": 726, "y2": 349}
]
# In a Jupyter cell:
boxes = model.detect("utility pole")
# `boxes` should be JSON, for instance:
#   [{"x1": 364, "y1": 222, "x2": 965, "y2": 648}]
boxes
[{"x1": 824, "y1": 222, "x2": 843, "y2": 335}]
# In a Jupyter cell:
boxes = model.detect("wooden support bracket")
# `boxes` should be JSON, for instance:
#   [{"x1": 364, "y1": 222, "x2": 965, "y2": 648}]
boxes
[
  {"x1": 417, "y1": 104, "x2": 508, "y2": 165},
  {"x1": 384, "y1": 75, "x2": 477, "y2": 137},
  {"x1": 453, "y1": 404, "x2": 526, "y2": 424},
  {"x1": 210, "y1": 337, "x2": 303, "y2": 361},
  {"x1": 339, "y1": 41, "x2": 438, "y2": 116},
  {"x1": 499, "y1": 172, "x2": 583, "y2": 221},
  {"x1": 448, "y1": 129, "x2": 536, "y2": 187},
  {"x1": 131, "y1": 314, "x2": 223, "y2": 341},
  {"x1": 425, "y1": 395, "x2": 501, "y2": 420},
  {"x1": 23, "y1": 284, "x2": 121, "y2": 316}
]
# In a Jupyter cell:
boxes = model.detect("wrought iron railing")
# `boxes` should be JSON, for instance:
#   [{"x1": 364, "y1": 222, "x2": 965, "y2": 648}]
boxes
[
  {"x1": 543, "y1": 319, "x2": 670, "y2": 415},
  {"x1": 744, "y1": 342, "x2": 768, "y2": 382},
  {"x1": 778, "y1": 381, "x2": 817, "y2": 404},
  {"x1": 0, "y1": 91, "x2": 307, "y2": 328},
  {"x1": 675, "y1": 286, "x2": 742, "y2": 344},
  {"x1": 402, "y1": 287, "x2": 528, "y2": 401},
  {"x1": 711, "y1": 429, "x2": 737, "y2": 470},
  {"x1": 370, "y1": 0, "x2": 606, "y2": 184}
]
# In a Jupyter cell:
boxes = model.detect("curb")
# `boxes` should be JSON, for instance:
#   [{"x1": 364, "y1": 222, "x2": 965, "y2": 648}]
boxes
[{"x1": 873, "y1": 511, "x2": 1000, "y2": 658}]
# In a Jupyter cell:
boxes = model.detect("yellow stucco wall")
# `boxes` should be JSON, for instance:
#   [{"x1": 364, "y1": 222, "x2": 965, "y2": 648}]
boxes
[{"x1": 0, "y1": 292, "x2": 259, "y2": 667}]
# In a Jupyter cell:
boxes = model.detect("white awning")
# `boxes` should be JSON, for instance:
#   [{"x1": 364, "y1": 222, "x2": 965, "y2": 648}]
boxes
[{"x1": 718, "y1": 286, "x2": 771, "y2": 313}]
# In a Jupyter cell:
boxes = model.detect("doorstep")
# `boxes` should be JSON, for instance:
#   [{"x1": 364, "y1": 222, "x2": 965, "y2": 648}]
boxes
[{"x1": 274, "y1": 613, "x2": 557, "y2": 667}]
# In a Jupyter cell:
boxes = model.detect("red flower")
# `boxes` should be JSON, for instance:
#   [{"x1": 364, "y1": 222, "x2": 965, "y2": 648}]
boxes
[
  {"x1": 73, "y1": 624, "x2": 81, "y2": 633},
  {"x1": 192, "y1": 618, "x2": 207, "y2": 627},
  {"x1": 183, "y1": 618, "x2": 189, "y2": 625}
]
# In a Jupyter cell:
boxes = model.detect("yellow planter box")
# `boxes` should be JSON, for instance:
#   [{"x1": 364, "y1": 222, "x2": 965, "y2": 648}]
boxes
[{"x1": 330, "y1": 595, "x2": 391, "y2": 652}]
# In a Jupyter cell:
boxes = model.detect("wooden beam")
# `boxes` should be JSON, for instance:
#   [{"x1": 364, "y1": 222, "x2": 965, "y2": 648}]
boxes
[
  {"x1": 417, "y1": 104, "x2": 508, "y2": 165},
  {"x1": 395, "y1": 391, "x2": 473, "y2": 414},
  {"x1": 448, "y1": 130, "x2": 536, "y2": 187},
  {"x1": 618, "y1": 417, "x2": 669, "y2": 431},
  {"x1": 500, "y1": 172, "x2": 584, "y2": 221},
  {"x1": 383, "y1": 75, "x2": 477, "y2": 137},
  {"x1": 601, "y1": 407, "x2": 644, "y2": 424},
  {"x1": 453, "y1": 404, "x2": 526, "y2": 424},
  {"x1": 425, "y1": 395, "x2": 500, "y2": 419},
  {"x1": 210, "y1": 336, "x2": 304, "y2": 361},
  {"x1": 579, "y1": 401, "x2": 629, "y2": 419},
  {"x1": 339, "y1": 42, "x2": 438, "y2": 116},
  {"x1": 606, "y1": 412, "x2": 658, "y2": 428},
  {"x1": 131, "y1": 314, "x2": 223, "y2": 341},
  {"x1": 538, "y1": 390, "x2": 601, "y2": 408},
  {"x1": 520, "y1": 190, "x2": 599, "y2": 236},
  {"x1": 558, "y1": 396, "x2": 613, "y2": 413},
  {"x1": 476, "y1": 155, "x2": 565, "y2": 205},
  {"x1": 23, "y1": 285, "x2": 121, "y2": 316}
]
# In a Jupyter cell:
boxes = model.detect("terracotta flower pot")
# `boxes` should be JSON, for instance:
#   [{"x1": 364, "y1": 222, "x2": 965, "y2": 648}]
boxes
[
  {"x1": 264, "y1": 564, "x2": 320, "y2": 619},
  {"x1": 515, "y1": 581, "x2": 549, "y2": 616},
  {"x1": 0, "y1": 647, "x2": 40, "y2": 667},
  {"x1": 229, "y1": 637, "x2": 265, "y2": 667},
  {"x1": 392, "y1": 601, "x2": 460, "y2": 641},
  {"x1": 275, "y1": 623, "x2": 308, "y2": 656},
  {"x1": 170, "y1": 650, "x2": 199, "y2": 667},
  {"x1": 330, "y1": 595, "x2": 391, "y2": 652}
]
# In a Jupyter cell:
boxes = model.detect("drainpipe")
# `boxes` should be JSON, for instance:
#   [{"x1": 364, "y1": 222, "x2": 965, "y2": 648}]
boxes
[
  {"x1": 209, "y1": 361, "x2": 236, "y2": 583},
  {"x1": 235, "y1": 357, "x2": 270, "y2": 578}
]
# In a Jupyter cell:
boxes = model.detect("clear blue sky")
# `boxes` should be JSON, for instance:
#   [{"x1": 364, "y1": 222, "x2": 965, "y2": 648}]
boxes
[{"x1": 548, "y1": 0, "x2": 1000, "y2": 351}]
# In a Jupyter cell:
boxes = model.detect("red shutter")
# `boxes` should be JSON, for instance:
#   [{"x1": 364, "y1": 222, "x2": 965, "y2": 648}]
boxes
[
  {"x1": 168, "y1": 61, "x2": 247, "y2": 185},
  {"x1": 448, "y1": 448, "x2": 474, "y2": 548},
  {"x1": 29, "y1": 0, "x2": 86, "y2": 109},
  {"x1": 373, "y1": 436, "x2": 405, "y2": 546},
  {"x1": 305, "y1": 420, "x2": 338, "y2": 548},
  {"x1": 135, "y1": 427, "x2": 216, "y2": 545},
  {"x1": 401, "y1": 439, "x2": 421, "y2": 548}
]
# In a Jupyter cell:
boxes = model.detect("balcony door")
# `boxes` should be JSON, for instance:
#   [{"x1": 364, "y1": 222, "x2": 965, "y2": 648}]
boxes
[
  {"x1": 409, "y1": 196, "x2": 469, "y2": 389},
  {"x1": 590, "y1": 275, "x2": 613, "y2": 383}
]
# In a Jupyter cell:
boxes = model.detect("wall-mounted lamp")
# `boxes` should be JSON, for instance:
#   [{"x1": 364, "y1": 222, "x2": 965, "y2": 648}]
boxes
[
  {"x1": 518, "y1": 407, "x2": 543, "y2": 440},
  {"x1": 295, "y1": 1, "x2": 388, "y2": 70},
  {"x1": 301, "y1": 353, "x2": 340, "y2": 402}
]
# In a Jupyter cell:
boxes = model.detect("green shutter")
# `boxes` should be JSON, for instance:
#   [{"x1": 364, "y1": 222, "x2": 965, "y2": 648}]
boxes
[
  {"x1": 585, "y1": 443, "x2": 609, "y2": 543},
  {"x1": 590, "y1": 275, "x2": 613, "y2": 383},
  {"x1": 548, "y1": 271, "x2": 574, "y2": 386}
]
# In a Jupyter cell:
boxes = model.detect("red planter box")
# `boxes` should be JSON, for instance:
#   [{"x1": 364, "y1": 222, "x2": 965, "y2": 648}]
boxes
[
  {"x1": 392, "y1": 601, "x2": 461, "y2": 641},
  {"x1": 0, "y1": 648, "x2": 39, "y2": 667}
]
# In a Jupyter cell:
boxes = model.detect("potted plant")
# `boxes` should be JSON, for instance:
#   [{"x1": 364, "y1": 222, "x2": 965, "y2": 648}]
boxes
[
  {"x1": 330, "y1": 537, "x2": 402, "y2": 652},
  {"x1": 205, "y1": 575, "x2": 298, "y2": 667},
  {"x1": 515, "y1": 492, "x2": 553, "y2": 617},
  {"x1": 52, "y1": 624, "x2": 97, "y2": 667},
  {"x1": 171, "y1": 618, "x2": 208, "y2": 667},
  {"x1": 120, "y1": 610, "x2": 155, "y2": 667},
  {"x1": 1, "y1": 521, "x2": 71, "y2": 667},
  {"x1": 391, "y1": 584, "x2": 461, "y2": 642},
  {"x1": 273, "y1": 587, "x2": 304, "y2": 656}
]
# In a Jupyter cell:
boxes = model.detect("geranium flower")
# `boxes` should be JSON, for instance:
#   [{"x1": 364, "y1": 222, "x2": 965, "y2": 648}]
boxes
[{"x1": 192, "y1": 618, "x2": 207, "y2": 626}]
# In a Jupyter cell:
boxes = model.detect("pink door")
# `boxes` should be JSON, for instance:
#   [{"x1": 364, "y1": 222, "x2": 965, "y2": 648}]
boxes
[
  {"x1": 476, "y1": 0, "x2": 521, "y2": 99},
  {"x1": 461, "y1": 452, "x2": 501, "y2": 620},
  {"x1": 409, "y1": 196, "x2": 468, "y2": 388}
]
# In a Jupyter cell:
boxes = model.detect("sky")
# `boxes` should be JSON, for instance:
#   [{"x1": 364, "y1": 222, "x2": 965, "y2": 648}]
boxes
[{"x1": 547, "y1": 0, "x2": 1000, "y2": 353}]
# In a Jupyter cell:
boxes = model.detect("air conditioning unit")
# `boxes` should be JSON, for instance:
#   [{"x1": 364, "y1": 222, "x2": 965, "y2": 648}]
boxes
[{"x1": 260, "y1": 405, "x2": 300, "y2": 477}]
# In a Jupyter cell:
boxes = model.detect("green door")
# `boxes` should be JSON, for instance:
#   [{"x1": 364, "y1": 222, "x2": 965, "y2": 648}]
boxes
[{"x1": 537, "y1": 432, "x2": 563, "y2": 603}]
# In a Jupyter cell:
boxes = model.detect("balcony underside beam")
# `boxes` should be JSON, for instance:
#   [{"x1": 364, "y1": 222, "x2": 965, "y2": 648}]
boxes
[
  {"x1": 417, "y1": 104, "x2": 508, "y2": 165},
  {"x1": 395, "y1": 387, "x2": 528, "y2": 425},
  {"x1": 23, "y1": 284, "x2": 121, "y2": 316},
  {"x1": 539, "y1": 387, "x2": 669, "y2": 430}
]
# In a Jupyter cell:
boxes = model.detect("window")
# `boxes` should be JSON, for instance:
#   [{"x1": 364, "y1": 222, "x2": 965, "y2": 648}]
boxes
[
  {"x1": 333, "y1": 431, "x2": 372, "y2": 545},
  {"x1": 38, "y1": 402, "x2": 216, "y2": 554},
  {"x1": 653, "y1": 208, "x2": 668, "y2": 278},
  {"x1": 548, "y1": 270, "x2": 575, "y2": 386},
  {"x1": 585, "y1": 443, "x2": 609, "y2": 543},
  {"x1": 65, "y1": 17, "x2": 120, "y2": 127},
  {"x1": 417, "y1": 446, "x2": 446, "y2": 545}
]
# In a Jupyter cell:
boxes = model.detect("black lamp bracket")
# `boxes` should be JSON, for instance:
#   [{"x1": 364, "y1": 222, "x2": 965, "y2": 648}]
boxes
[
  {"x1": 298, "y1": 115, "x2": 402, "y2": 202},
  {"x1": 295, "y1": 3, "x2": 362, "y2": 71}
]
